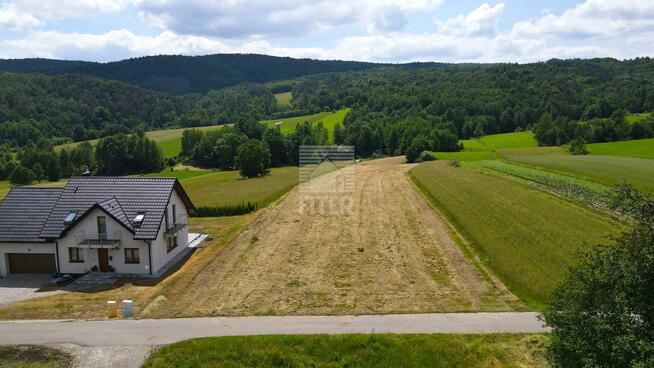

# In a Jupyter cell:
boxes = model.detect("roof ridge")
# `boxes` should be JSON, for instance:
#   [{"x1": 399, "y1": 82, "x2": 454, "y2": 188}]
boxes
[{"x1": 100, "y1": 196, "x2": 132, "y2": 227}]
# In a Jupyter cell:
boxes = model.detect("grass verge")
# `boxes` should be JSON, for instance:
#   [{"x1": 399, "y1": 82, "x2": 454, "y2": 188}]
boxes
[
  {"x1": 409, "y1": 161, "x2": 619, "y2": 305},
  {"x1": 142, "y1": 334, "x2": 549, "y2": 368}
]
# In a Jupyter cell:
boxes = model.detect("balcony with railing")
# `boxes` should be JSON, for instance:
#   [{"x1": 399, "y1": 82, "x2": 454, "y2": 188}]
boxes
[
  {"x1": 75, "y1": 230, "x2": 121, "y2": 248},
  {"x1": 165, "y1": 214, "x2": 188, "y2": 237}
]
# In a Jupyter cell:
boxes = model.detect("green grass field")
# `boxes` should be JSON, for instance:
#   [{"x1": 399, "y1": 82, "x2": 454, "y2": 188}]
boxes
[
  {"x1": 505, "y1": 154, "x2": 654, "y2": 193},
  {"x1": 146, "y1": 166, "x2": 298, "y2": 207},
  {"x1": 55, "y1": 125, "x2": 225, "y2": 158},
  {"x1": 142, "y1": 334, "x2": 549, "y2": 368},
  {"x1": 262, "y1": 108, "x2": 350, "y2": 141},
  {"x1": 274, "y1": 91, "x2": 292, "y2": 106},
  {"x1": 586, "y1": 138, "x2": 654, "y2": 159},
  {"x1": 437, "y1": 132, "x2": 537, "y2": 161},
  {"x1": 625, "y1": 112, "x2": 651, "y2": 124},
  {"x1": 410, "y1": 161, "x2": 619, "y2": 305}
]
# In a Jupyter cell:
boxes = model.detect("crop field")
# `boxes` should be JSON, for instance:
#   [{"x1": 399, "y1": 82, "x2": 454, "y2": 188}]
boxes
[
  {"x1": 274, "y1": 91, "x2": 292, "y2": 106},
  {"x1": 142, "y1": 334, "x2": 548, "y2": 368},
  {"x1": 434, "y1": 151, "x2": 497, "y2": 161},
  {"x1": 505, "y1": 154, "x2": 654, "y2": 193},
  {"x1": 169, "y1": 166, "x2": 298, "y2": 208},
  {"x1": 410, "y1": 161, "x2": 619, "y2": 305},
  {"x1": 586, "y1": 138, "x2": 654, "y2": 159}
]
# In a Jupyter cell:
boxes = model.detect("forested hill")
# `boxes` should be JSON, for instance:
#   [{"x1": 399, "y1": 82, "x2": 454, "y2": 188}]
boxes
[
  {"x1": 0, "y1": 72, "x2": 185, "y2": 145},
  {"x1": 0, "y1": 54, "x2": 384, "y2": 95}
]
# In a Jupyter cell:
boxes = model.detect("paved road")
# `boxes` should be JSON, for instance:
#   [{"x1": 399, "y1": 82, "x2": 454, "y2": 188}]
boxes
[{"x1": 0, "y1": 312, "x2": 547, "y2": 347}]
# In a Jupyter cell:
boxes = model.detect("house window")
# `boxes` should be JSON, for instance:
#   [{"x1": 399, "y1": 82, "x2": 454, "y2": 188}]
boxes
[
  {"x1": 69, "y1": 247, "x2": 84, "y2": 263},
  {"x1": 124, "y1": 248, "x2": 140, "y2": 264},
  {"x1": 167, "y1": 235, "x2": 178, "y2": 253},
  {"x1": 97, "y1": 216, "x2": 107, "y2": 240}
]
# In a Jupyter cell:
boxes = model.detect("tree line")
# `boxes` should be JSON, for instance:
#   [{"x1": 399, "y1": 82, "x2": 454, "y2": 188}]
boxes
[{"x1": 2, "y1": 132, "x2": 163, "y2": 185}]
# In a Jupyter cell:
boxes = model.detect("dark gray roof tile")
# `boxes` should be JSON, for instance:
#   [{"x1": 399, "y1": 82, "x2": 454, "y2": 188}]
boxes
[{"x1": 0, "y1": 187, "x2": 63, "y2": 243}]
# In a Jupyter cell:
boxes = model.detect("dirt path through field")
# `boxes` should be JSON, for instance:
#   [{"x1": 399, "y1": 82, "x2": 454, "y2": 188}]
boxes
[{"x1": 145, "y1": 157, "x2": 519, "y2": 317}]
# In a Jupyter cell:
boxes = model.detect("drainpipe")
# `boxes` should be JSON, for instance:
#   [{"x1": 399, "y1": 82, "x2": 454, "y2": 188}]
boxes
[
  {"x1": 54, "y1": 241, "x2": 61, "y2": 277},
  {"x1": 146, "y1": 241, "x2": 152, "y2": 275}
]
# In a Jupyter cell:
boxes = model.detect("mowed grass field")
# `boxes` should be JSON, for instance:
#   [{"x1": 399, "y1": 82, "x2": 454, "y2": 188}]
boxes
[
  {"x1": 274, "y1": 91, "x2": 292, "y2": 106},
  {"x1": 586, "y1": 138, "x2": 654, "y2": 159},
  {"x1": 146, "y1": 166, "x2": 298, "y2": 207},
  {"x1": 142, "y1": 334, "x2": 549, "y2": 368},
  {"x1": 410, "y1": 161, "x2": 619, "y2": 305}
]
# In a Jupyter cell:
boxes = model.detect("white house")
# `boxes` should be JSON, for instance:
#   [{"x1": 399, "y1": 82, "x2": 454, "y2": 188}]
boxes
[{"x1": 0, "y1": 176, "x2": 195, "y2": 277}]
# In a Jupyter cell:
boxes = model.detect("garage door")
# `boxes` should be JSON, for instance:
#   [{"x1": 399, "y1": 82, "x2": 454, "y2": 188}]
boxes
[{"x1": 7, "y1": 253, "x2": 55, "y2": 274}]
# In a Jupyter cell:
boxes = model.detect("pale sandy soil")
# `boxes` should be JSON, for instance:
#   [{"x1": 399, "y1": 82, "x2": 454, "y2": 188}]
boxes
[{"x1": 144, "y1": 157, "x2": 520, "y2": 317}]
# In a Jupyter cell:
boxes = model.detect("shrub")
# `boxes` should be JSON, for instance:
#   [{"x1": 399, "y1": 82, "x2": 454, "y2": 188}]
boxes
[
  {"x1": 419, "y1": 151, "x2": 436, "y2": 162},
  {"x1": 449, "y1": 160, "x2": 461, "y2": 167},
  {"x1": 568, "y1": 138, "x2": 588, "y2": 155},
  {"x1": 192, "y1": 202, "x2": 258, "y2": 217},
  {"x1": 406, "y1": 137, "x2": 431, "y2": 163},
  {"x1": 544, "y1": 185, "x2": 654, "y2": 367}
]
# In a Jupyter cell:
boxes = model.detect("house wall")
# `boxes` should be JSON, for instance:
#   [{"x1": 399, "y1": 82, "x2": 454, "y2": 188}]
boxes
[
  {"x1": 150, "y1": 190, "x2": 190, "y2": 274},
  {"x1": 0, "y1": 243, "x2": 56, "y2": 276},
  {"x1": 57, "y1": 208, "x2": 150, "y2": 274}
]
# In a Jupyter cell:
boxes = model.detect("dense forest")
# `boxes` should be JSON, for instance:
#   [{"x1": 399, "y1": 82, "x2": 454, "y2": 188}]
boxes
[
  {"x1": 0, "y1": 54, "x2": 384, "y2": 95},
  {"x1": 0, "y1": 72, "x2": 185, "y2": 146}
]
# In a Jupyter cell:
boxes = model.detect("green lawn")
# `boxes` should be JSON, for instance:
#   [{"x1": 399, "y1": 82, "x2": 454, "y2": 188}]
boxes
[
  {"x1": 586, "y1": 138, "x2": 654, "y2": 159},
  {"x1": 159, "y1": 166, "x2": 298, "y2": 207},
  {"x1": 505, "y1": 154, "x2": 654, "y2": 193},
  {"x1": 0, "y1": 345, "x2": 72, "y2": 368},
  {"x1": 142, "y1": 334, "x2": 549, "y2": 368},
  {"x1": 410, "y1": 161, "x2": 619, "y2": 305},
  {"x1": 274, "y1": 91, "x2": 292, "y2": 106}
]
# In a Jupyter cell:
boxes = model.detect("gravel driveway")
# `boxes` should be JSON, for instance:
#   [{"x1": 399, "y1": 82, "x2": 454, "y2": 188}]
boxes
[{"x1": 0, "y1": 274, "x2": 66, "y2": 306}]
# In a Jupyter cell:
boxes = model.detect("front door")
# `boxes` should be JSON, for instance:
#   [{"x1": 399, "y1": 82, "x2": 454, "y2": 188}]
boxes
[{"x1": 98, "y1": 248, "x2": 110, "y2": 272}]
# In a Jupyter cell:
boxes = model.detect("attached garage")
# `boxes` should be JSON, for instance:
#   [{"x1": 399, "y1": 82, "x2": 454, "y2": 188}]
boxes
[{"x1": 7, "y1": 253, "x2": 56, "y2": 274}]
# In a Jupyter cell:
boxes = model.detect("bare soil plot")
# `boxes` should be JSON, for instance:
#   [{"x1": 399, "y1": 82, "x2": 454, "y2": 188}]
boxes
[{"x1": 143, "y1": 157, "x2": 520, "y2": 317}]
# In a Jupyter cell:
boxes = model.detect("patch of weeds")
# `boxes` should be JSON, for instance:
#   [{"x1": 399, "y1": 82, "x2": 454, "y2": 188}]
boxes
[
  {"x1": 287, "y1": 278, "x2": 306, "y2": 287},
  {"x1": 250, "y1": 234, "x2": 259, "y2": 246}
]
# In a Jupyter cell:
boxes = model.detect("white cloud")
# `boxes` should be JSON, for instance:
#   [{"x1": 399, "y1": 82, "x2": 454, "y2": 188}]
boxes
[
  {"x1": 135, "y1": 0, "x2": 443, "y2": 38},
  {"x1": 511, "y1": 0, "x2": 654, "y2": 39},
  {"x1": 0, "y1": 30, "x2": 231, "y2": 61},
  {"x1": 0, "y1": 3, "x2": 41, "y2": 31},
  {"x1": 0, "y1": 0, "x2": 133, "y2": 31},
  {"x1": 436, "y1": 3, "x2": 505, "y2": 36}
]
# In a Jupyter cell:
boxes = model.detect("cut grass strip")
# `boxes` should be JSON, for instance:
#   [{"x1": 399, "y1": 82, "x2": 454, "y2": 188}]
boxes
[
  {"x1": 410, "y1": 161, "x2": 619, "y2": 305},
  {"x1": 142, "y1": 334, "x2": 549, "y2": 368}
]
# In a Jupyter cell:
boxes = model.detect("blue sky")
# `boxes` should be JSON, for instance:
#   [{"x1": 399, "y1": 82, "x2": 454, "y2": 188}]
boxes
[{"x1": 0, "y1": 0, "x2": 652, "y2": 63}]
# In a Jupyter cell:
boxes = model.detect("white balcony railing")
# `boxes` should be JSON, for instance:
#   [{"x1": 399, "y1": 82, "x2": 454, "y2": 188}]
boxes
[
  {"x1": 75, "y1": 230, "x2": 121, "y2": 248},
  {"x1": 165, "y1": 214, "x2": 188, "y2": 237}
]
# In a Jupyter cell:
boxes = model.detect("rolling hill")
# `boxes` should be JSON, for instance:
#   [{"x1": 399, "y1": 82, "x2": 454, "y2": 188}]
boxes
[{"x1": 0, "y1": 54, "x2": 383, "y2": 95}]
